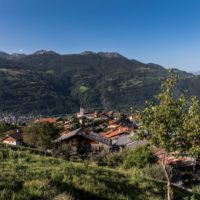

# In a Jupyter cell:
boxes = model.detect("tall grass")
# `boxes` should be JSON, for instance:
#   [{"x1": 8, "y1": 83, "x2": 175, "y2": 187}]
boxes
[{"x1": 0, "y1": 146, "x2": 198, "y2": 200}]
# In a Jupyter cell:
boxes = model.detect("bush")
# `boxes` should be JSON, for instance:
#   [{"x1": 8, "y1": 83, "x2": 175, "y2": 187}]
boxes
[
  {"x1": 141, "y1": 164, "x2": 166, "y2": 181},
  {"x1": 53, "y1": 140, "x2": 90, "y2": 161},
  {"x1": 123, "y1": 146, "x2": 157, "y2": 169},
  {"x1": 0, "y1": 151, "x2": 3, "y2": 161},
  {"x1": 91, "y1": 149, "x2": 128, "y2": 167},
  {"x1": 54, "y1": 193, "x2": 74, "y2": 200},
  {"x1": 23, "y1": 122, "x2": 59, "y2": 149},
  {"x1": 0, "y1": 122, "x2": 17, "y2": 132},
  {"x1": 192, "y1": 185, "x2": 200, "y2": 194}
]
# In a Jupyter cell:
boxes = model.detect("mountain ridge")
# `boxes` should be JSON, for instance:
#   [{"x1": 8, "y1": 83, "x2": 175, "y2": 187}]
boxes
[
  {"x1": 0, "y1": 50, "x2": 195, "y2": 74},
  {"x1": 0, "y1": 50, "x2": 199, "y2": 115}
]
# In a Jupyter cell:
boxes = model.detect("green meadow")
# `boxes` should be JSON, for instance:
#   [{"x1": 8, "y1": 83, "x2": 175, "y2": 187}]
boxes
[{"x1": 0, "y1": 145, "x2": 198, "y2": 200}]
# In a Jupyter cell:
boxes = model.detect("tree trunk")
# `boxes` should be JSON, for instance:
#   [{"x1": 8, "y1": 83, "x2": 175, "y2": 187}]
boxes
[
  {"x1": 162, "y1": 153, "x2": 173, "y2": 200},
  {"x1": 193, "y1": 157, "x2": 196, "y2": 172}
]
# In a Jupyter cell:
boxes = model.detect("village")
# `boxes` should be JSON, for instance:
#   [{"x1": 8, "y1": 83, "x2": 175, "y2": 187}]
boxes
[
  {"x1": 0, "y1": 107, "x2": 199, "y2": 170},
  {"x1": 0, "y1": 107, "x2": 140, "y2": 150}
]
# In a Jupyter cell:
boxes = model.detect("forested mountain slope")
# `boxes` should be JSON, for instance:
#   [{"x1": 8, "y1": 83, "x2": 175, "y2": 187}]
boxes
[{"x1": 0, "y1": 51, "x2": 199, "y2": 115}]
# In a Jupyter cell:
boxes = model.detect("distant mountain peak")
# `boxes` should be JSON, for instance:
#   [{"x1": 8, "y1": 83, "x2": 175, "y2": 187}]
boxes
[
  {"x1": 97, "y1": 52, "x2": 124, "y2": 58},
  {"x1": 80, "y1": 51, "x2": 96, "y2": 55},
  {"x1": 11, "y1": 53, "x2": 26, "y2": 59},
  {"x1": 0, "y1": 51, "x2": 10, "y2": 59},
  {"x1": 32, "y1": 50, "x2": 58, "y2": 55},
  {"x1": 191, "y1": 71, "x2": 200, "y2": 75},
  {"x1": 0, "y1": 51, "x2": 26, "y2": 60},
  {"x1": 81, "y1": 51, "x2": 125, "y2": 58}
]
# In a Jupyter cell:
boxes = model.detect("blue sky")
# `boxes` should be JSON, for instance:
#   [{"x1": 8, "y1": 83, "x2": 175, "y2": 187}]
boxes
[{"x1": 0, "y1": 0, "x2": 200, "y2": 71}]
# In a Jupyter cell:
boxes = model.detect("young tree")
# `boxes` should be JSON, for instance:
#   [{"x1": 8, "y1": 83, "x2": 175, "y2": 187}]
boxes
[
  {"x1": 182, "y1": 96, "x2": 200, "y2": 157},
  {"x1": 123, "y1": 146, "x2": 157, "y2": 169},
  {"x1": 136, "y1": 70, "x2": 200, "y2": 200}
]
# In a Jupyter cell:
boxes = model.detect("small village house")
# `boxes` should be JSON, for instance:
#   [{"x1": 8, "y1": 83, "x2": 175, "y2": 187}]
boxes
[
  {"x1": 54, "y1": 128, "x2": 112, "y2": 152},
  {"x1": 0, "y1": 130, "x2": 23, "y2": 146}
]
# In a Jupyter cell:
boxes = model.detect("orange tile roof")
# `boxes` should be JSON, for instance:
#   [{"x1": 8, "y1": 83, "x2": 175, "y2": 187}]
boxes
[
  {"x1": 101, "y1": 126, "x2": 130, "y2": 138},
  {"x1": 35, "y1": 118, "x2": 58, "y2": 123},
  {"x1": 155, "y1": 148, "x2": 196, "y2": 166},
  {"x1": 1, "y1": 132, "x2": 22, "y2": 142},
  {"x1": 108, "y1": 120, "x2": 119, "y2": 125}
]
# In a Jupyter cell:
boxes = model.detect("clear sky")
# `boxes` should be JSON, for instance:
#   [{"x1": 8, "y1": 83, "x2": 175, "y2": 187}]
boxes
[{"x1": 0, "y1": 0, "x2": 200, "y2": 71}]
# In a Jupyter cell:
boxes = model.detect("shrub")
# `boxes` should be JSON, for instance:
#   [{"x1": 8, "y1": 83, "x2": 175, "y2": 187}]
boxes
[
  {"x1": 53, "y1": 140, "x2": 90, "y2": 161},
  {"x1": 54, "y1": 193, "x2": 74, "y2": 200},
  {"x1": 192, "y1": 185, "x2": 200, "y2": 194},
  {"x1": 123, "y1": 146, "x2": 157, "y2": 169},
  {"x1": 23, "y1": 122, "x2": 59, "y2": 149},
  {"x1": 141, "y1": 164, "x2": 166, "y2": 181},
  {"x1": 90, "y1": 149, "x2": 128, "y2": 167},
  {"x1": 0, "y1": 122, "x2": 17, "y2": 132},
  {"x1": 0, "y1": 151, "x2": 3, "y2": 161}
]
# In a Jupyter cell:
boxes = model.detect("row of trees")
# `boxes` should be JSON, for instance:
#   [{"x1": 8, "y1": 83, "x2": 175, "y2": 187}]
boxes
[{"x1": 136, "y1": 70, "x2": 200, "y2": 200}]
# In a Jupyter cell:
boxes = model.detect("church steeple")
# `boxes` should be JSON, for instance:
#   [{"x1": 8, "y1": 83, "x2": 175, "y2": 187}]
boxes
[{"x1": 79, "y1": 106, "x2": 84, "y2": 117}]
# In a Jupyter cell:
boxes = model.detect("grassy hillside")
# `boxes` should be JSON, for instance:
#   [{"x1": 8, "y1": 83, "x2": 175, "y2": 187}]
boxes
[
  {"x1": 0, "y1": 144, "x2": 198, "y2": 200},
  {"x1": 0, "y1": 52, "x2": 200, "y2": 114}
]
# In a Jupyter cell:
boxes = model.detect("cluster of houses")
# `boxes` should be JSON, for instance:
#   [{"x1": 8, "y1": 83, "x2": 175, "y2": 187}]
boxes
[
  {"x1": 0, "y1": 107, "x2": 140, "y2": 150},
  {"x1": 53, "y1": 107, "x2": 143, "y2": 152},
  {"x1": 0, "y1": 107, "x2": 199, "y2": 169}
]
